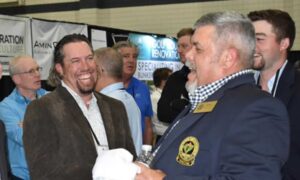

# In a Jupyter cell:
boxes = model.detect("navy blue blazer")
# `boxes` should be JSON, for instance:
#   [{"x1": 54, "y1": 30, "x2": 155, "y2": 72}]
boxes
[
  {"x1": 152, "y1": 74, "x2": 289, "y2": 180},
  {"x1": 278, "y1": 62, "x2": 300, "y2": 180}
]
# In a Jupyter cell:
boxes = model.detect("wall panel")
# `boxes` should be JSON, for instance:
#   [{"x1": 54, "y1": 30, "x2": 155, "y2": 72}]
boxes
[{"x1": 5, "y1": 0, "x2": 300, "y2": 50}]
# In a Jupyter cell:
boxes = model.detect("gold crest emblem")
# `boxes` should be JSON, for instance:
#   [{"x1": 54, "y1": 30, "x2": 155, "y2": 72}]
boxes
[{"x1": 176, "y1": 136, "x2": 199, "y2": 166}]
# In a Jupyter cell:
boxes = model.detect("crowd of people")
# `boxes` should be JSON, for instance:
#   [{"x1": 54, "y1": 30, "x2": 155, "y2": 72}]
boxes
[{"x1": 0, "y1": 8, "x2": 299, "y2": 180}]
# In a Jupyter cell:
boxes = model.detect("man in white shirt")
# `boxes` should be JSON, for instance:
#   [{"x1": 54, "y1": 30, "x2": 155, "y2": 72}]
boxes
[
  {"x1": 248, "y1": 9, "x2": 300, "y2": 180},
  {"x1": 94, "y1": 47, "x2": 142, "y2": 155}
]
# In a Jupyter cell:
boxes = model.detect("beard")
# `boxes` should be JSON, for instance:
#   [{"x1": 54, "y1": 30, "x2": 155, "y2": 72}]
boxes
[
  {"x1": 253, "y1": 53, "x2": 266, "y2": 70},
  {"x1": 186, "y1": 78, "x2": 198, "y2": 96},
  {"x1": 77, "y1": 74, "x2": 97, "y2": 95},
  {"x1": 78, "y1": 83, "x2": 95, "y2": 94},
  {"x1": 253, "y1": 57, "x2": 265, "y2": 70}
]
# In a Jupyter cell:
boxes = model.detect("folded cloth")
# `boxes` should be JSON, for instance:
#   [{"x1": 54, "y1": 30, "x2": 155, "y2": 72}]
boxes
[{"x1": 93, "y1": 148, "x2": 141, "y2": 180}]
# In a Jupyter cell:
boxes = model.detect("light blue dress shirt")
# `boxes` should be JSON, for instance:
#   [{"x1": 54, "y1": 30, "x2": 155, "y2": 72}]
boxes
[
  {"x1": 100, "y1": 82, "x2": 142, "y2": 155},
  {"x1": 0, "y1": 88, "x2": 47, "y2": 180}
]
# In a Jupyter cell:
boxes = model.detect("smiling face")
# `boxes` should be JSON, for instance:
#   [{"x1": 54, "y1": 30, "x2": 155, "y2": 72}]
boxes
[
  {"x1": 185, "y1": 25, "x2": 224, "y2": 86},
  {"x1": 253, "y1": 20, "x2": 287, "y2": 71},
  {"x1": 56, "y1": 41, "x2": 97, "y2": 96}
]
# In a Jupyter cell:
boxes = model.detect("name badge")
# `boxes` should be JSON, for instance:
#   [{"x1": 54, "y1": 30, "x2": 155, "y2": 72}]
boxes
[{"x1": 193, "y1": 100, "x2": 217, "y2": 113}]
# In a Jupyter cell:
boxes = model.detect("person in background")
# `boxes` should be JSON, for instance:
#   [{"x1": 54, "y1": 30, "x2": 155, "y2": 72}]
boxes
[
  {"x1": 0, "y1": 55, "x2": 47, "y2": 180},
  {"x1": 113, "y1": 41, "x2": 153, "y2": 145},
  {"x1": 157, "y1": 28, "x2": 193, "y2": 124},
  {"x1": 248, "y1": 9, "x2": 300, "y2": 180},
  {"x1": 0, "y1": 63, "x2": 9, "y2": 180},
  {"x1": 94, "y1": 47, "x2": 142, "y2": 155},
  {"x1": 23, "y1": 34, "x2": 136, "y2": 179},
  {"x1": 135, "y1": 11, "x2": 289, "y2": 180},
  {"x1": 151, "y1": 67, "x2": 172, "y2": 142}
]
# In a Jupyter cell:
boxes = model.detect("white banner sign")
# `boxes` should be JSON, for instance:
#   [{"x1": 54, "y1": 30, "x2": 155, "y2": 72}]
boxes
[
  {"x1": 91, "y1": 29, "x2": 107, "y2": 50},
  {"x1": 0, "y1": 14, "x2": 32, "y2": 76},
  {"x1": 31, "y1": 19, "x2": 88, "y2": 79}
]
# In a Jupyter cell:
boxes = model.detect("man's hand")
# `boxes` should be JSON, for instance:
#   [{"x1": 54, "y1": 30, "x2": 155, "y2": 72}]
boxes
[{"x1": 135, "y1": 162, "x2": 166, "y2": 180}]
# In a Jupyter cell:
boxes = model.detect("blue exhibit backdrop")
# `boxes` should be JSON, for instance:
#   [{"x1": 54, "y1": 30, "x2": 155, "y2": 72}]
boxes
[{"x1": 129, "y1": 33, "x2": 182, "y2": 81}]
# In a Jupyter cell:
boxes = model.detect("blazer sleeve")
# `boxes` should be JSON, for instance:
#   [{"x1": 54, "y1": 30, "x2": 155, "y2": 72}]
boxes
[
  {"x1": 164, "y1": 97, "x2": 289, "y2": 180},
  {"x1": 23, "y1": 99, "x2": 90, "y2": 180},
  {"x1": 23, "y1": 100, "x2": 62, "y2": 179}
]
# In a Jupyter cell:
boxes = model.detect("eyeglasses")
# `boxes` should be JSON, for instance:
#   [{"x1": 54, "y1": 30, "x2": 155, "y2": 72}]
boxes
[{"x1": 15, "y1": 67, "x2": 43, "y2": 76}]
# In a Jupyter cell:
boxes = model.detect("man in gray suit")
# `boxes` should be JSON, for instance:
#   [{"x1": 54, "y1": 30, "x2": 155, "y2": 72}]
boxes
[{"x1": 23, "y1": 34, "x2": 136, "y2": 180}]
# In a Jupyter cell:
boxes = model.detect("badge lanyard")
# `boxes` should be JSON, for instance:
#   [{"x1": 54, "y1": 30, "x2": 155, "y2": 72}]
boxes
[
  {"x1": 85, "y1": 120, "x2": 100, "y2": 146},
  {"x1": 83, "y1": 116, "x2": 110, "y2": 153},
  {"x1": 152, "y1": 109, "x2": 190, "y2": 161}
]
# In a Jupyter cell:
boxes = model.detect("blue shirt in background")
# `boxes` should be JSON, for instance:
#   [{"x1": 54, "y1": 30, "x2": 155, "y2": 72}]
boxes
[
  {"x1": 0, "y1": 88, "x2": 47, "y2": 180},
  {"x1": 126, "y1": 77, "x2": 153, "y2": 134}
]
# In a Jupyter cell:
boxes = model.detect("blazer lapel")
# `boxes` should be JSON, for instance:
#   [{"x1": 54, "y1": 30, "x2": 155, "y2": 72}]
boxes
[
  {"x1": 152, "y1": 108, "x2": 205, "y2": 164},
  {"x1": 56, "y1": 86, "x2": 96, "y2": 150},
  {"x1": 152, "y1": 85, "x2": 226, "y2": 164},
  {"x1": 276, "y1": 62, "x2": 295, "y2": 106},
  {"x1": 152, "y1": 74, "x2": 255, "y2": 165},
  {"x1": 94, "y1": 93, "x2": 116, "y2": 148}
]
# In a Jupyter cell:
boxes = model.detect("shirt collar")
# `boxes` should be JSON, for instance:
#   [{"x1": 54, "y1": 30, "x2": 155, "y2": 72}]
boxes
[
  {"x1": 189, "y1": 69, "x2": 254, "y2": 110},
  {"x1": 100, "y1": 82, "x2": 124, "y2": 94},
  {"x1": 254, "y1": 59, "x2": 287, "y2": 95}
]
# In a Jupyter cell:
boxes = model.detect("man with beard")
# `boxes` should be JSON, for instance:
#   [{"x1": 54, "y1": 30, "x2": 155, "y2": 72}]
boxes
[
  {"x1": 248, "y1": 9, "x2": 300, "y2": 180},
  {"x1": 135, "y1": 11, "x2": 289, "y2": 180},
  {"x1": 0, "y1": 55, "x2": 47, "y2": 180},
  {"x1": 23, "y1": 34, "x2": 136, "y2": 180}
]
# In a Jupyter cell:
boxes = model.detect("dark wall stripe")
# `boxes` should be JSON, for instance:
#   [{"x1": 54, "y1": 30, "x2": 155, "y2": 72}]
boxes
[{"x1": 0, "y1": 0, "x2": 224, "y2": 15}]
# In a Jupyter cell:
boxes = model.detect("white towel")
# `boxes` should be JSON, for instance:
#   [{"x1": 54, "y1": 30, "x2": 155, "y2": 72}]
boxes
[{"x1": 92, "y1": 148, "x2": 141, "y2": 180}]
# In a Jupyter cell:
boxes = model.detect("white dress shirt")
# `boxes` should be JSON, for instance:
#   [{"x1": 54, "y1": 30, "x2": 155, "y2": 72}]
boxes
[{"x1": 62, "y1": 81, "x2": 108, "y2": 151}]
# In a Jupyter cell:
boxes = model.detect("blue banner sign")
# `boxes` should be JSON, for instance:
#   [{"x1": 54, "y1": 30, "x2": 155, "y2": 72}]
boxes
[{"x1": 129, "y1": 33, "x2": 182, "y2": 80}]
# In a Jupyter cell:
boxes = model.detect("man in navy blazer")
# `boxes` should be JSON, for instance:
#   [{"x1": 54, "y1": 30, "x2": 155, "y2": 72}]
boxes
[
  {"x1": 248, "y1": 9, "x2": 300, "y2": 180},
  {"x1": 135, "y1": 11, "x2": 289, "y2": 180}
]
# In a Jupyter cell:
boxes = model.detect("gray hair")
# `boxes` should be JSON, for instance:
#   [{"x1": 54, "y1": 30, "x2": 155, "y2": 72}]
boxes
[
  {"x1": 194, "y1": 11, "x2": 255, "y2": 68},
  {"x1": 9, "y1": 55, "x2": 34, "y2": 77},
  {"x1": 113, "y1": 41, "x2": 139, "y2": 54},
  {"x1": 94, "y1": 47, "x2": 123, "y2": 80}
]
